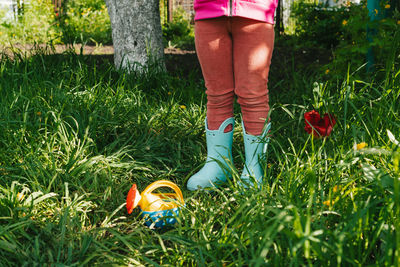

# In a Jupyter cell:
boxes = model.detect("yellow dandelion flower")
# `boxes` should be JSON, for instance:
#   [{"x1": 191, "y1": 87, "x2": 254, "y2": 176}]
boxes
[
  {"x1": 36, "y1": 111, "x2": 42, "y2": 116},
  {"x1": 325, "y1": 69, "x2": 330, "y2": 74},
  {"x1": 180, "y1": 105, "x2": 186, "y2": 109},
  {"x1": 333, "y1": 185, "x2": 342, "y2": 193},
  {"x1": 167, "y1": 92, "x2": 172, "y2": 95},
  {"x1": 385, "y1": 4, "x2": 390, "y2": 9},
  {"x1": 17, "y1": 192, "x2": 24, "y2": 201},
  {"x1": 342, "y1": 20, "x2": 348, "y2": 26},
  {"x1": 356, "y1": 142, "x2": 368, "y2": 150},
  {"x1": 323, "y1": 200, "x2": 335, "y2": 206},
  {"x1": 397, "y1": 20, "x2": 400, "y2": 25}
]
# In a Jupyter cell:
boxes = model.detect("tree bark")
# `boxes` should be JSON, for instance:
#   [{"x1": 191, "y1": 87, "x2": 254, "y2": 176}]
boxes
[{"x1": 105, "y1": 0, "x2": 165, "y2": 71}]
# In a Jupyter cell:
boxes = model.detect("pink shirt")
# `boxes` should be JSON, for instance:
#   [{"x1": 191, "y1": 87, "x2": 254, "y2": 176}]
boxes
[{"x1": 194, "y1": 0, "x2": 278, "y2": 24}]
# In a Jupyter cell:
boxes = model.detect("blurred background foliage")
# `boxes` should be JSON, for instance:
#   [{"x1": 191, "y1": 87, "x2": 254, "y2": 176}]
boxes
[
  {"x1": 0, "y1": 0, "x2": 398, "y2": 56},
  {"x1": 291, "y1": 0, "x2": 399, "y2": 77},
  {"x1": 0, "y1": 0, "x2": 399, "y2": 78}
]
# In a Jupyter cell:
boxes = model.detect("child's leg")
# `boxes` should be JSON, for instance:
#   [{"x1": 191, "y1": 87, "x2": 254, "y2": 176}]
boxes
[
  {"x1": 195, "y1": 17, "x2": 235, "y2": 131},
  {"x1": 232, "y1": 17, "x2": 275, "y2": 136}
]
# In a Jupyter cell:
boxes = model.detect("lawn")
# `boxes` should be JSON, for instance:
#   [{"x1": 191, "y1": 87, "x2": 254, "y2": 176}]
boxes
[{"x1": 0, "y1": 38, "x2": 399, "y2": 265}]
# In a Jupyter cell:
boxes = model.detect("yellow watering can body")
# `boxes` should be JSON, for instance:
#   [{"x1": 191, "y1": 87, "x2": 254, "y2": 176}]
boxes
[{"x1": 126, "y1": 180, "x2": 184, "y2": 228}]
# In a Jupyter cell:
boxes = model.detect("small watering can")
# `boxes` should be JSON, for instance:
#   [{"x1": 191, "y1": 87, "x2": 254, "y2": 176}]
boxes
[{"x1": 126, "y1": 180, "x2": 184, "y2": 228}]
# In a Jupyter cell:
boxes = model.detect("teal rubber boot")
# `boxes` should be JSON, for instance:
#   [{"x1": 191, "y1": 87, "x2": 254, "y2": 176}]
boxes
[
  {"x1": 187, "y1": 117, "x2": 235, "y2": 191},
  {"x1": 240, "y1": 121, "x2": 271, "y2": 188}
]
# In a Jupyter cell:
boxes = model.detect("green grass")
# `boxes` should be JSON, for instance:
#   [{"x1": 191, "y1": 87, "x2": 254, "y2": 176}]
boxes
[{"x1": 0, "y1": 43, "x2": 399, "y2": 266}]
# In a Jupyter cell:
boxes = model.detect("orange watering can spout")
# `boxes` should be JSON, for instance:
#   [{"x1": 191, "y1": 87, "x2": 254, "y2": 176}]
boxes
[{"x1": 126, "y1": 184, "x2": 142, "y2": 214}]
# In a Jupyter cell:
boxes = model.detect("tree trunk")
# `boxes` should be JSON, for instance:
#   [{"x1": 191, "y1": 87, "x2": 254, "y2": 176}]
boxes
[{"x1": 105, "y1": 0, "x2": 165, "y2": 71}]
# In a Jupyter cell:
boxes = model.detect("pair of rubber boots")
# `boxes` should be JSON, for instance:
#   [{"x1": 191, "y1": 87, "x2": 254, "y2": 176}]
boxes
[{"x1": 187, "y1": 117, "x2": 270, "y2": 191}]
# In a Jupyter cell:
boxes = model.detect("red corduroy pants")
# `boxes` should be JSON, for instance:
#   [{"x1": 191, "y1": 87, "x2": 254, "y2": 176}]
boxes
[{"x1": 195, "y1": 16, "x2": 275, "y2": 135}]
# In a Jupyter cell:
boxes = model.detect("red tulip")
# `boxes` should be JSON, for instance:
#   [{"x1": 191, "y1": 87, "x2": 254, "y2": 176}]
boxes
[{"x1": 304, "y1": 110, "x2": 336, "y2": 137}]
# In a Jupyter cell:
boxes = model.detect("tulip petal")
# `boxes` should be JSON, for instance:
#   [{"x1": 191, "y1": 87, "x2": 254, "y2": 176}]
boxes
[{"x1": 304, "y1": 110, "x2": 336, "y2": 137}]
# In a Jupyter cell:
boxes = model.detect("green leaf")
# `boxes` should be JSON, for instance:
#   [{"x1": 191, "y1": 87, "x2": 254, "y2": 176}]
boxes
[
  {"x1": 387, "y1": 129, "x2": 399, "y2": 146},
  {"x1": 361, "y1": 163, "x2": 381, "y2": 182}
]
